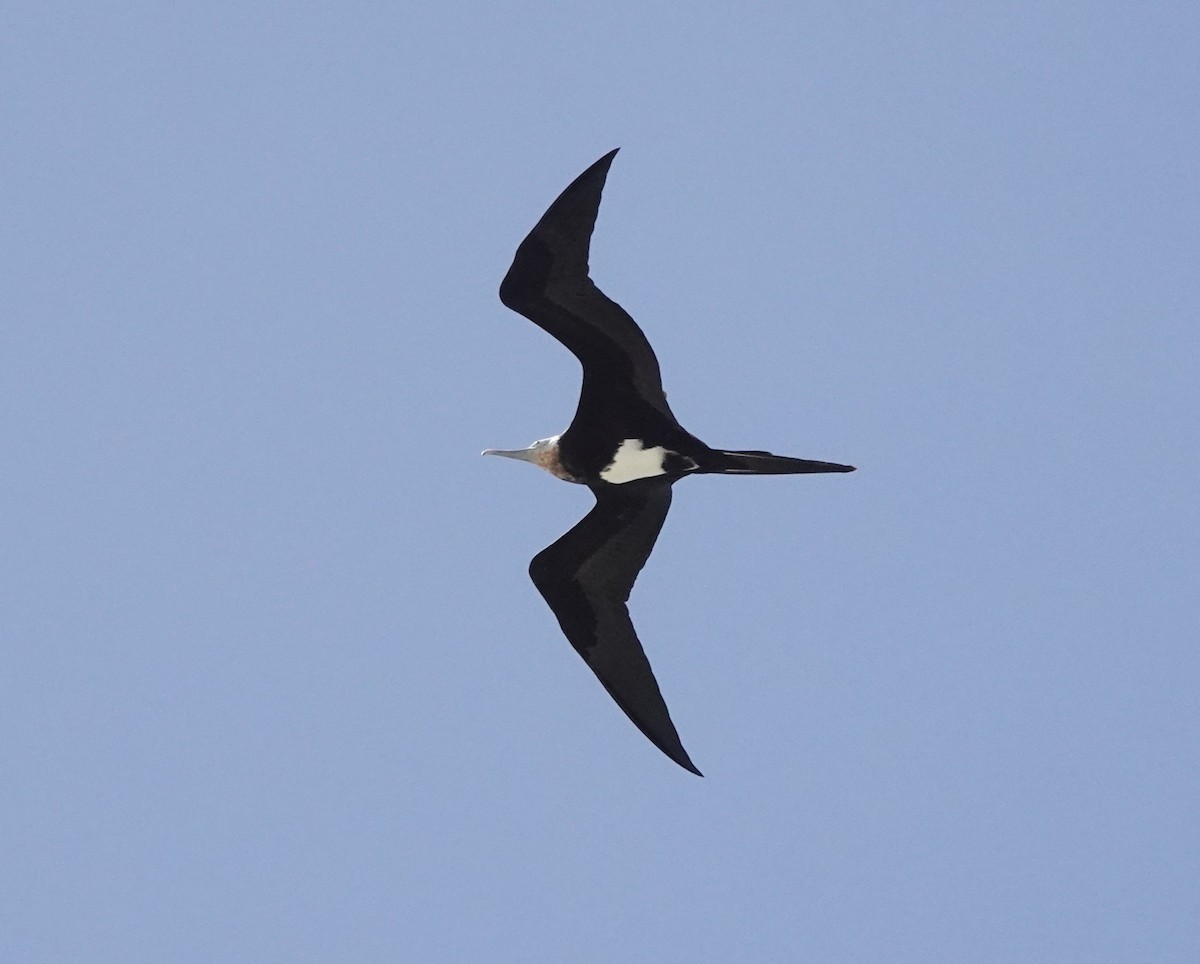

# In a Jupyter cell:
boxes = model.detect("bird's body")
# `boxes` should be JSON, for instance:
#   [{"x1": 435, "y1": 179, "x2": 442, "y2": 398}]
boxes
[{"x1": 486, "y1": 150, "x2": 854, "y2": 775}]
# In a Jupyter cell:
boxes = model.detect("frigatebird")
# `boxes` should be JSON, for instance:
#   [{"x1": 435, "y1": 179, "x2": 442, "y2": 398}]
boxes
[{"x1": 485, "y1": 149, "x2": 854, "y2": 775}]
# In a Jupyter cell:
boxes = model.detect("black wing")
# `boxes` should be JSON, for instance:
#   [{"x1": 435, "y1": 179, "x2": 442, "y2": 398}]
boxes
[
  {"x1": 499, "y1": 149, "x2": 679, "y2": 425},
  {"x1": 528, "y1": 481, "x2": 700, "y2": 775}
]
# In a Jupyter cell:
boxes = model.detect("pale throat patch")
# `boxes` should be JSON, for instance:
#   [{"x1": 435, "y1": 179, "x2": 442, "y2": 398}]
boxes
[{"x1": 599, "y1": 438, "x2": 674, "y2": 484}]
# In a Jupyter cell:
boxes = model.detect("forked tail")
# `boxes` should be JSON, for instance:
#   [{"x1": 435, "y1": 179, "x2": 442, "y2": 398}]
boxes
[{"x1": 705, "y1": 449, "x2": 856, "y2": 475}]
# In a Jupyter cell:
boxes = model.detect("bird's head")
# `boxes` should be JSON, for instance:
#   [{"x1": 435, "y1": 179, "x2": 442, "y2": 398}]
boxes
[{"x1": 482, "y1": 436, "x2": 573, "y2": 480}]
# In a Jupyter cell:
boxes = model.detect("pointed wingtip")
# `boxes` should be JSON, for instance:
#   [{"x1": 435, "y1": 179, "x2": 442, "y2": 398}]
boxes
[
  {"x1": 586, "y1": 147, "x2": 620, "y2": 178},
  {"x1": 586, "y1": 148, "x2": 620, "y2": 177},
  {"x1": 659, "y1": 738, "x2": 703, "y2": 777},
  {"x1": 664, "y1": 735, "x2": 702, "y2": 776}
]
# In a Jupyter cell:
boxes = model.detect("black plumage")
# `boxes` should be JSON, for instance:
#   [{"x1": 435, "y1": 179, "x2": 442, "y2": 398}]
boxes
[{"x1": 489, "y1": 150, "x2": 854, "y2": 774}]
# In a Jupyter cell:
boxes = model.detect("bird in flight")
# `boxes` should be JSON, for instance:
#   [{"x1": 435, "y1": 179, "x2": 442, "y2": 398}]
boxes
[{"x1": 485, "y1": 149, "x2": 854, "y2": 775}]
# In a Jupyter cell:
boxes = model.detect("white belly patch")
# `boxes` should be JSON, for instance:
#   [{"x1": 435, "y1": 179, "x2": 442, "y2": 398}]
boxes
[{"x1": 599, "y1": 438, "x2": 672, "y2": 484}]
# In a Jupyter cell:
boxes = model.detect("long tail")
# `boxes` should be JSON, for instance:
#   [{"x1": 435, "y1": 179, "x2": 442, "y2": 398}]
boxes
[{"x1": 702, "y1": 449, "x2": 856, "y2": 475}]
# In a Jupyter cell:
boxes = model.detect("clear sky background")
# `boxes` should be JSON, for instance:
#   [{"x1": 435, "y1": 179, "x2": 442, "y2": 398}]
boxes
[{"x1": 4, "y1": 3, "x2": 1198, "y2": 961}]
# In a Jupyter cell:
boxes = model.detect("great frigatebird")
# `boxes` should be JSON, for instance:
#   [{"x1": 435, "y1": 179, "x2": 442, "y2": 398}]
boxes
[{"x1": 485, "y1": 149, "x2": 854, "y2": 775}]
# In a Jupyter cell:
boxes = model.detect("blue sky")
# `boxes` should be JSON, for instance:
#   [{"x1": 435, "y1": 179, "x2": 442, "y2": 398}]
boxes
[{"x1": 4, "y1": 3, "x2": 1198, "y2": 961}]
